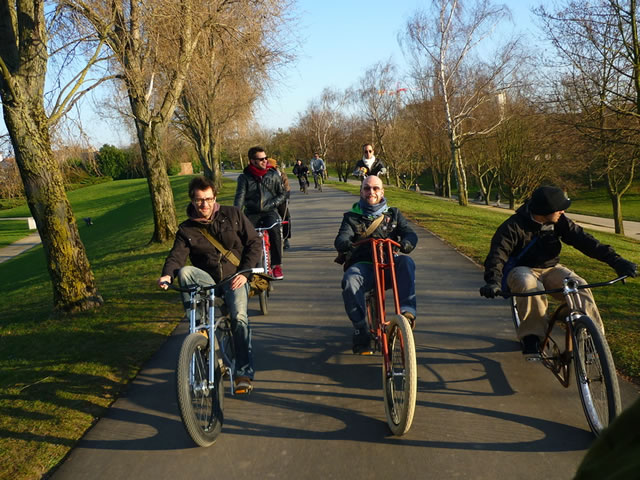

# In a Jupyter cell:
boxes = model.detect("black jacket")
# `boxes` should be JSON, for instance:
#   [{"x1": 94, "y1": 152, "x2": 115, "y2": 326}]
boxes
[
  {"x1": 353, "y1": 158, "x2": 386, "y2": 177},
  {"x1": 234, "y1": 167, "x2": 285, "y2": 215},
  {"x1": 162, "y1": 204, "x2": 262, "y2": 284},
  {"x1": 483, "y1": 203, "x2": 622, "y2": 285},
  {"x1": 334, "y1": 202, "x2": 418, "y2": 269}
]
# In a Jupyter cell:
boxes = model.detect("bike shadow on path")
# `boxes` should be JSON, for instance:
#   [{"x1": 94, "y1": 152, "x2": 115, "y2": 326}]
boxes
[{"x1": 65, "y1": 317, "x2": 592, "y2": 455}]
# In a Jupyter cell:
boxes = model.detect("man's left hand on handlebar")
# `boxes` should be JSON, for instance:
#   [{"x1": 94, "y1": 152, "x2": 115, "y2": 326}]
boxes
[
  {"x1": 612, "y1": 258, "x2": 637, "y2": 278},
  {"x1": 230, "y1": 274, "x2": 248, "y2": 290}
]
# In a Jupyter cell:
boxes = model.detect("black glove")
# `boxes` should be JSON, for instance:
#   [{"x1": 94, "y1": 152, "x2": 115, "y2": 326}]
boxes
[
  {"x1": 400, "y1": 240, "x2": 414, "y2": 254},
  {"x1": 612, "y1": 258, "x2": 637, "y2": 278},
  {"x1": 479, "y1": 283, "x2": 501, "y2": 298}
]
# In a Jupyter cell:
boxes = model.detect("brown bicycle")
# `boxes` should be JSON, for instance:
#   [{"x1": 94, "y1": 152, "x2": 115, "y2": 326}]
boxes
[{"x1": 503, "y1": 276, "x2": 627, "y2": 436}]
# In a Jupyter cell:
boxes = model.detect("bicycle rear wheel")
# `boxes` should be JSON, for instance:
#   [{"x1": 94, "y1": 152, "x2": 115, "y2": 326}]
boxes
[
  {"x1": 572, "y1": 315, "x2": 621, "y2": 436},
  {"x1": 176, "y1": 333, "x2": 224, "y2": 447},
  {"x1": 382, "y1": 314, "x2": 417, "y2": 435},
  {"x1": 259, "y1": 289, "x2": 269, "y2": 315}
]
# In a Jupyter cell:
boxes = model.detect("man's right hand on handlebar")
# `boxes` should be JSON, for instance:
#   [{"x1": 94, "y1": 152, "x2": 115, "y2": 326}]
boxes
[
  {"x1": 479, "y1": 283, "x2": 501, "y2": 298},
  {"x1": 158, "y1": 275, "x2": 172, "y2": 290}
]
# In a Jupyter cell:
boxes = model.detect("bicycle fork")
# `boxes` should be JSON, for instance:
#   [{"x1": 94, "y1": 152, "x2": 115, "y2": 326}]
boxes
[{"x1": 187, "y1": 289, "x2": 218, "y2": 396}]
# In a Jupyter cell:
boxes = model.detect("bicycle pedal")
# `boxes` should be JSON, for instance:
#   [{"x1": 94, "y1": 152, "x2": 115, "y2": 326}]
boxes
[{"x1": 524, "y1": 353, "x2": 542, "y2": 362}]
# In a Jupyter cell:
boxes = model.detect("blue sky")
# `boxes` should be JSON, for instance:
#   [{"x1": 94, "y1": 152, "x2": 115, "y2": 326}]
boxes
[
  {"x1": 256, "y1": 0, "x2": 549, "y2": 132},
  {"x1": 0, "y1": 1, "x2": 549, "y2": 151}
]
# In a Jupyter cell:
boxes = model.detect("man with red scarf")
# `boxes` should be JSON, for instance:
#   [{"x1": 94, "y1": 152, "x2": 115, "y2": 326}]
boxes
[{"x1": 234, "y1": 146, "x2": 286, "y2": 280}]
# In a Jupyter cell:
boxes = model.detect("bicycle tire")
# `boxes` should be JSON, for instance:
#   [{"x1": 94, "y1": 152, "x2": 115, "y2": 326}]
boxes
[
  {"x1": 259, "y1": 289, "x2": 269, "y2": 315},
  {"x1": 572, "y1": 315, "x2": 621, "y2": 436},
  {"x1": 318, "y1": 176, "x2": 323, "y2": 192},
  {"x1": 382, "y1": 314, "x2": 417, "y2": 435},
  {"x1": 176, "y1": 333, "x2": 224, "y2": 447}
]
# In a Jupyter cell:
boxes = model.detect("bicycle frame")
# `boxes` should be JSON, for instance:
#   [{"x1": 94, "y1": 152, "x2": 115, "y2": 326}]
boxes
[
  {"x1": 506, "y1": 276, "x2": 627, "y2": 384},
  {"x1": 355, "y1": 238, "x2": 402, "y2": 370},
  {"x1": 255, "y1": 220, "x2": 288, "y2": 276},
  {"x1": 166, "y1": 268, "x2": 264, "y2": 395}
]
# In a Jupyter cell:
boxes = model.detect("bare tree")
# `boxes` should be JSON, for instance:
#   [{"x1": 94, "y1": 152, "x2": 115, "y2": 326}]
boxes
[
  {"x1": 0, "y1": 1, "x2": 110, "y2": 311},
  {"x1": 403, "y1": 0, "x2": 523, "y2": 205},
  {"x1": 537, "y1": 0, "x2": 640, "y2": 233},
  {"x1": 352, "y1": 61, "x2": 400, "y2": 180},
  {"x1": 63, "y1": 0, "x2": 271, "y2": 242},
  {"x1": 174, "y1": 0, "x2": 293, "y2": 189}
]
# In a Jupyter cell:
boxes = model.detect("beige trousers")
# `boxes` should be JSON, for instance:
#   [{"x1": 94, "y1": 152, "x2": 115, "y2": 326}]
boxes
[{"x1": 506, "y1": 264, "x2": 603, "y2": 340}]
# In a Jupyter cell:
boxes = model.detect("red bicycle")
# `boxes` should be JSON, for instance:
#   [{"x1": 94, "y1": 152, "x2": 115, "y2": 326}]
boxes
[
  {"x1": 353, "y1": 237, "x2": 417, "y2": 435},
  {"x1": 254, "y1": 220, "x2": 288, "y2": 315}
]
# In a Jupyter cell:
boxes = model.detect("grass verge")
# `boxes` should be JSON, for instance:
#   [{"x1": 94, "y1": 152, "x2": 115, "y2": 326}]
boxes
[
  {"x1": 329, "y1": 180, "x2": 640, "y2": 384},
  {"x1": 0, "y1": 175, "x2": 237, "y2": 480},
  {"x1": 0, "y1": 220, "x2": 31, "y2": 249}
]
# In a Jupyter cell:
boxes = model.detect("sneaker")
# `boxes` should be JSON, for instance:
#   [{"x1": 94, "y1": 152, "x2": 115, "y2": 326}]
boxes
[
  {"x1": 352, "y1": 328, "x2": 373, "y2": 355},
  {"x1": 402, "y1": 311, "x2": 416, "y2": 328},
  {"x1": 234, "y1": 376, "x2": 253, "y2": 395},
  {"x1": 272, "y1": 265, "x2": 284, "y2": 280},
  {"x1": 521, "y1": 335, "x2": 541, "y2": 361}
]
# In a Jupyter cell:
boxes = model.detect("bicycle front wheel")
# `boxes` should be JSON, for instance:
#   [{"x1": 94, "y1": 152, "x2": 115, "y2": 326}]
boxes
[
  {"x1": 176, "y1": 333, "x2": 224, "y2": 447},
  {"x1": 572, "y1": 315, "x2": 621, "y2": 436},
  {"x1": 382, "y1": 314, "x2": 417, "y2": 435}
]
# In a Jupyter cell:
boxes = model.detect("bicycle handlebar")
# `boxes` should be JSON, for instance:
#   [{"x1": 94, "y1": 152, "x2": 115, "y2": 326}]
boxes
[
  {"x1": 353, "y1": 237, "x2": 401, "y2": 248},
  {"x1": 160, "y1": 268, "x2": 265, "y2": 293},
  {"x1": 255, "y1": 220, "x2": 288, "y2": 232},
  {"x1": 501, "y1": 275, "x2": 629, "y2": 298}
]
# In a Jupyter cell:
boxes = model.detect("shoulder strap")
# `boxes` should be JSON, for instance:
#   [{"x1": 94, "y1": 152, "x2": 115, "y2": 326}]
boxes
[
  {"x1": 198, "y1": 227, "x2": 241, "y2": 267},
  {"x1": 363, "y1": 214, "x2": 385, "y2": 238},
  {"x1": 515, "y1": 235, "x2": 538, "y2": 261}
]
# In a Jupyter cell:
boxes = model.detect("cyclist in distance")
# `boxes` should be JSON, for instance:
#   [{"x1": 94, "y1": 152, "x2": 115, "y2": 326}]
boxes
[
  {"x1": 158, "y1": 176, "x2": 262, "y2": 394},
  {"x1": 310, "y1": 152, "x2": 326, "y2": 189},
  {"x1": 352, "y1": 143, "x2": 387, "y2": 179},
  {"x1": 334, "y1": 175, "x2": 418, "y2": 354},
  {"x1": 292, "y1": 159, "x2": 309, "y2": 191},
  {"x1": 234, "y1": 146, "x2": 286, "y2": 280},
  {"x1": 268, "y1": 157, "x2": 292, "y2": 249},
  {"x1": 479, "y1": 185, "x2": 637, "y2": 356}
]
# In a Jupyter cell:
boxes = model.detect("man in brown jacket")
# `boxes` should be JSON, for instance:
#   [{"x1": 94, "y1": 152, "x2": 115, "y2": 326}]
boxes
[{"x1": 158, "y1": 176, "x2": 262, "y2": 393}]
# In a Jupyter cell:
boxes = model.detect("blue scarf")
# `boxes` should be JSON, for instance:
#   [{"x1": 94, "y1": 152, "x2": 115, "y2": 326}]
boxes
[{"x1": 359, "y1": 197, "x2": 388, "y2": 219}]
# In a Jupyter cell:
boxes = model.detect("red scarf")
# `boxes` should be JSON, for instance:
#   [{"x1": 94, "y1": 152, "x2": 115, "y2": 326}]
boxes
[{"x1": 247, "y1": 164, "x2": 271, "y2": 178}]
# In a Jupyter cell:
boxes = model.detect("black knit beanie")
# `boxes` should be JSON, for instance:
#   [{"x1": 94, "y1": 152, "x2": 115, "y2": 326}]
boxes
[{"x1": 529, "y1": 186, "x2": 571, "y2": 215}]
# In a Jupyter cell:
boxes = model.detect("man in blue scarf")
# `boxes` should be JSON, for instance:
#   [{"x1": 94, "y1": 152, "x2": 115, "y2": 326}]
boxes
[{"x1": 334, "y1": 175, "x2": 418, "y2": 354}]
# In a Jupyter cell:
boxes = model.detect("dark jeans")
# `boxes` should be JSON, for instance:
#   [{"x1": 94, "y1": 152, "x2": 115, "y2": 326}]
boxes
[
  {"x1": 247, "y1": 210, "x2": 283, "y2": 266},
  {"x1": 177, "y1": 266, "x2": 254, "y2": 379},
  {"x1": 341, "y1": 255, "x2": 416, "y2": 329}
]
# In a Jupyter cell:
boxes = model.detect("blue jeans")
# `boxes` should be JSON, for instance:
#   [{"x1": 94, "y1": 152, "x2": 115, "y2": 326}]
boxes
[
  {"x1": 341, "y1": 255, "x2": 416, "y2": 329},
  {"x1": 177, "y1": 266, "x2": 254, "y2": 379}
]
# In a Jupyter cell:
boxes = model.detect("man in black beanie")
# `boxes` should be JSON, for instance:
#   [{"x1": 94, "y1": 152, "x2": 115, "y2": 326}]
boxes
[{"x1": 479, "y1": 185, "x2": 637, "y2": 357}]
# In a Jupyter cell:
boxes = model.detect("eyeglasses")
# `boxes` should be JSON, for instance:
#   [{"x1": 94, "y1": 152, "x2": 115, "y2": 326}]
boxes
[
  {"x1": 362, "y1": 186, "x2": 381, "y2": 192},
  {"x1": 252, "y1": 156, "x2": 268, "y2": 161},
  {"x1": 193, "y1": 197, "x2": 215, "y2": 205}
]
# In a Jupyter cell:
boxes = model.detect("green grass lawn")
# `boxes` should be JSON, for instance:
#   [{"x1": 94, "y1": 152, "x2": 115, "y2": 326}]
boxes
[
  {"x1": 569, "y1": 186, "x2": 640, "y2": 222},
  {"x1": 0, "y1": 220, "x2": 31, "y2": 249},
  {"x1": 0, "y1": 176, "x2": 238, "y2": 480}
]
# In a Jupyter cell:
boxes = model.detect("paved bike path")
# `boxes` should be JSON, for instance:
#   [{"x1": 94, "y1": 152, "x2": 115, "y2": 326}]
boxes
[{"x1": 52, "y1": 185, "x2": 639, "y2": 480}]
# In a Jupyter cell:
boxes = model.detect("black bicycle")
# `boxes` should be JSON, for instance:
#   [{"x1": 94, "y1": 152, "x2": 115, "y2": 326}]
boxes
[
  {"x1": 503, "y1": 276, "x2": 628, "y2": 436},
  {"x1": 163, "y1": 268, "x2": 262, "y2": 446}
]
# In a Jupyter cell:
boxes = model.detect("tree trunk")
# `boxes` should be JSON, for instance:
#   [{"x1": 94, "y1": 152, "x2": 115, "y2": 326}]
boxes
[
  {"x1": 2, "y1": 91, "x2": 102, "y2": 312},
  {"x1": 0, "y1": 1, "x2": 102, "y2": 312},
  {"x1": 611, "y1": 193, "x2": 624, "y2": 235},
  {"x1": 130, "y1": 101, "x2": 177, "y2": 242},
  {"x1": 452, "y1": 143, "x2": 468, "y2": 206}
]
